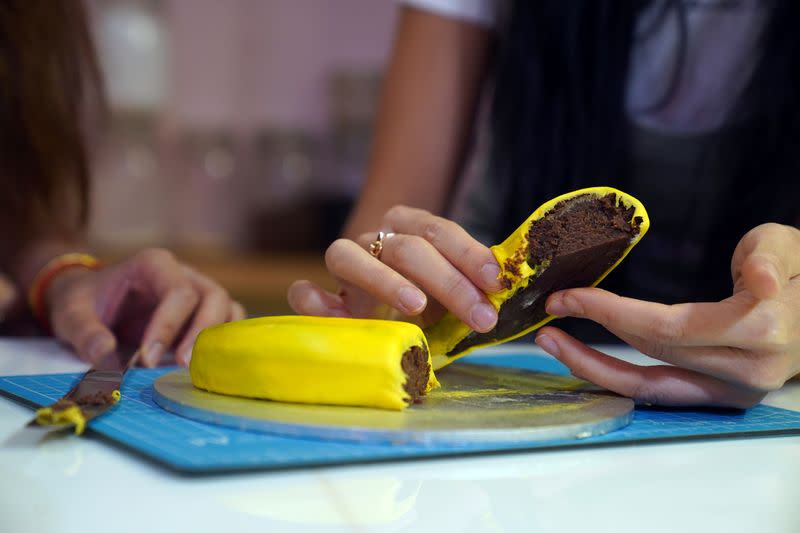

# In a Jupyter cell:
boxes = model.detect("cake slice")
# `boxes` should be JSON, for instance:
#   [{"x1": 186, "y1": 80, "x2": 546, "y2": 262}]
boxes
[
  {"x1": 190, "y1": 316, "x2": 439, "y2": 410},
  {"x1": 425, "y1": 186, "x2": 649, "y2": 370}
]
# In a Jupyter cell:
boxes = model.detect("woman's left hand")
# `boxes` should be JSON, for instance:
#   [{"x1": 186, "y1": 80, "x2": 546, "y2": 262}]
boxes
[
  {"x1": 534, "y1": 223, "x2": 800, "y2": 408},
  {"x1": 46, "y1": 249, "x2": 246, "y2": 367}
]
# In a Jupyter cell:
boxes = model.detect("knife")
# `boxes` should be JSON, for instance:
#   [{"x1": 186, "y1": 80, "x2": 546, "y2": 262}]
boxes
[{"x1": 27, "y1": 346, "x2": 141, "y2": 435}]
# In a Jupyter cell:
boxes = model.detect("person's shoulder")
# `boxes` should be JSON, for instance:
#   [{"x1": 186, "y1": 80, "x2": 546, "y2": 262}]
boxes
[{"x1": 401, "y1": 0, "x2": 501, "y2": 28}]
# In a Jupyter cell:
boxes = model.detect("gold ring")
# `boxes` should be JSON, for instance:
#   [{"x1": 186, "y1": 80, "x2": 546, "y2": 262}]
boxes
[{"x1": 368, "y1": 231, "x2": 394, "y2": 259}]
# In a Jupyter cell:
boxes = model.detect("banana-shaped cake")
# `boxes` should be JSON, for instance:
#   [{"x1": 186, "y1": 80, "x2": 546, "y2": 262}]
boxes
[
  {"x1": 190, "y1": 316, "x2": 439, "y2": 410},
  {"x1": 425, "y1": 186, "x2": 649, "y2": 370}
]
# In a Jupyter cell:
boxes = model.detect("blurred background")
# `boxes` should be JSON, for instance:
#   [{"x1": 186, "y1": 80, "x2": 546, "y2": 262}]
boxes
[{"x1": 87, "y1": 0, "x2": 401, "y2": 316}]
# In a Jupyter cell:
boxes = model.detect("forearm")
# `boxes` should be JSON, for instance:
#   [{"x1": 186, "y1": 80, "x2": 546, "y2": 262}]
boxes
[{"x1": 343, "y1": 7, "x2": 492, "y2": 239}]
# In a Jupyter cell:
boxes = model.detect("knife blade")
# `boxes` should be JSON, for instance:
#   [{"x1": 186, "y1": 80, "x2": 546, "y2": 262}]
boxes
[{"x1": 27, "y1": 346, "x2": 141, "y2": 435}]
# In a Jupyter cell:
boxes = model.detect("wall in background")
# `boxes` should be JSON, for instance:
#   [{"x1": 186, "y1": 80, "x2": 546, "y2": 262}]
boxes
[
  {"x1": 166, "y1": 0, "x2": 397, "y2": 132},
  {"x1": 89, "y1": 0, "x2": 398, "y2": 251}
]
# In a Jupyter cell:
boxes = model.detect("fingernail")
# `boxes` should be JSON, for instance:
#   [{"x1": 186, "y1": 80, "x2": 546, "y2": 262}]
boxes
[
  {"x1": 88, "y1": 333, "x2": 115, "y2": 362},
  {"x1": 470, "y1": 303, "x2": 497, "y2": 332},
  {"x1": 398, "y1": 287, "x2": 426, "y2": 313},
  {"x1": 180, "y1": 346, "x2": 193, "y2": 367},
  {"x1": 536, "y1": 334, "x2": 560, "y2": 358},
  {"x1": 144, "y1": 341, "x2": 165, "y2": 368},
  {"x1": 479, "y1": 263, "x2": 501, "y2": 289},
  {"x1": 546, "y1": 293, "x2": 569, "y2": 317}
]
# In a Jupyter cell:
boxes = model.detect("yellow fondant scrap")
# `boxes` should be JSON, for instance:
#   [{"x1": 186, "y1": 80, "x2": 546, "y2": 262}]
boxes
[
  {"x1": 425, "y1": 186, "x2": 650, "y2": 370},
  {"x1": 34, "y1": 389, "x2": 121, "y2": 436},
  {"x1": 190, "y1": 316, "x2": 439, "y2": 411},
  {"x1": 35, "y1": 404, "x2": 87, "y2": 435}
]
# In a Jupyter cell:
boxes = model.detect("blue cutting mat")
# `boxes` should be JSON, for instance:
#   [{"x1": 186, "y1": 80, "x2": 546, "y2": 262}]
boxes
[{"x1": 2, "y1": 353, "x2": 799, "y2": 473}]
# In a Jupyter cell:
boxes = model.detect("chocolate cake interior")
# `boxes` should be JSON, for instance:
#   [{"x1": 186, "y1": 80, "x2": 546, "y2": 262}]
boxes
[
  {"x1": 401, "y1": 345, "x2": 430, "y2": 403},
  {"x1": 447, "y1": 193, "x2": 642, "y2": 356}
]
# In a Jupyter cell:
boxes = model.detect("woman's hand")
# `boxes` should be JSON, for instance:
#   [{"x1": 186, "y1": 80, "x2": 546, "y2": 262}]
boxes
[
  {"x1": 535, "y1": 223, "x2": 800, "y2": 408},
  {"x1": 289, "y1": 205, "x2": 503, "y2": 332},
  {"x1": 47, "y1": 248, "x2": 246, "y2": 367}
]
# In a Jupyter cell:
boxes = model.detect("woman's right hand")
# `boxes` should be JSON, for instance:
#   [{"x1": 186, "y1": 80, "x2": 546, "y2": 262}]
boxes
[{"x1": 288, "y1": 205, "x2": 504, "y2": 332}]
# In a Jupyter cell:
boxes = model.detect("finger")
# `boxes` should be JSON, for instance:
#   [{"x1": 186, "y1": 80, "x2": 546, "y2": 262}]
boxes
[
  {"x1": 130, "y1": 249, "x2": 194, "y2": 298},
  {"x1": 173, "y1": 285, "x2": 230, "y2": 366},
  {"x1": 732, "y1": 223, "x2": 800, "y2": 300},
  {"x1": 545, "y1": 287, "x2": 758, "y2": 348},
  {"x1": 381, "y1": 205, "x2": 503, "y2": 293},
  {"x1": 51, "y1": 290, "x2": 117, "y2": 364},
  {"x1": 381, "y1": 206, "x2": 503, "y2": 293},
  {"x1": 140, "y1": 285, "x2": 199, "y2": 367},
  {"x1": 125, "y1": 250, "x2": 200, "y2": 367},
  {"x1": 287, "y1": 279, "x2": 351, "y2": 318},
  {"x1": 740, "y1": 254, "x2": 782, "y2": 300},
  {"x1": 230, "y1": 301, "x2": 247, "y2": 321},
  {"x1": 604, "y1": 328, "x2": 788, "y2": 393},
  {"x1": 173, "y1": 267, "x2": 236, "y2": 365},
  {"x1": 534, "y1": 327, "x2": 765, "y2": 408},
  {"x1": 326, "y1": 238, "x2": 430, "y2": 316},
  {"x1": 350, "y1": 234, "x2": 498, "y2": 332}
]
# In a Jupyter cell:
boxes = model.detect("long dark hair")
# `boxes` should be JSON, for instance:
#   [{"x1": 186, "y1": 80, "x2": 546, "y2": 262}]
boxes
[
  {"x1": 0, "y1": 0, "x2": 103, "y2": 254},
  {"x1": 490, "y1": 0, "x2": 800, "y2": 287}
]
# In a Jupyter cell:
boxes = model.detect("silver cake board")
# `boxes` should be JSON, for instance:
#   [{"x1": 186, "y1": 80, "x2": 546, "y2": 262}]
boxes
[{"x1": 152, "y1": 363, "x2": 633, "y2": 446}]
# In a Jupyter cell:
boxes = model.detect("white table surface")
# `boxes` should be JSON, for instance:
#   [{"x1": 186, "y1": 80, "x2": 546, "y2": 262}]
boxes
[{"x1": 0, "y1": 339, "x2": 798, "y2": 533}]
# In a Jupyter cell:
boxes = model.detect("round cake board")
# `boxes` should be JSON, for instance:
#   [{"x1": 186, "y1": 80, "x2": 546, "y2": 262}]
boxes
[{"x1": 152, "y1": 363, "x2": 633, "y2": 446}]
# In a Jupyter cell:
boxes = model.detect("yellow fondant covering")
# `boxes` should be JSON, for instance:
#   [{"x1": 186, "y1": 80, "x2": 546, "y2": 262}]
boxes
[
  {"x1": 425, "y1": 186, "x2": 650, "y2": 370},
  {"x1": 190, "y1": 316, "x2": 440, "y2": 411}
]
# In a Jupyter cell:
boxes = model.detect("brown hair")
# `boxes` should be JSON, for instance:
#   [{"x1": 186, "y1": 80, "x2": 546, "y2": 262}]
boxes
[{"x1": 0, "y1": 0, "x2": 103, "y2": 254}]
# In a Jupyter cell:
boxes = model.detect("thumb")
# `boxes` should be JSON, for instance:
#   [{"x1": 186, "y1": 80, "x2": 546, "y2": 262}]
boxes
[
  {"x1": 287, "y1": 280, "x2": 352, "y2": 318},
  {"x1": 732, "y1": 223, "x2": 800, "y2": 300},
  {"x1": 51, "y1": 289, "x2": 117, "y2": 364}
]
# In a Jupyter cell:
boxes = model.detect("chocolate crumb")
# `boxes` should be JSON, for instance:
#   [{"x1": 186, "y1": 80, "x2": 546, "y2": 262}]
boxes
[
  {"x1": 401, "y1": 344, "x2": 430, "y2": 403},
  {"x1": 502, "y1": 247, "x2": 525, "y2": 287}
]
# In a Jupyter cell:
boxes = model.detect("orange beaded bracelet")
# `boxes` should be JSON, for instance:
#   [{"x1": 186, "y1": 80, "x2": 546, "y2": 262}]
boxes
[{"x1": 27, "y1": 253, "x2": 101, "y2": 333}]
